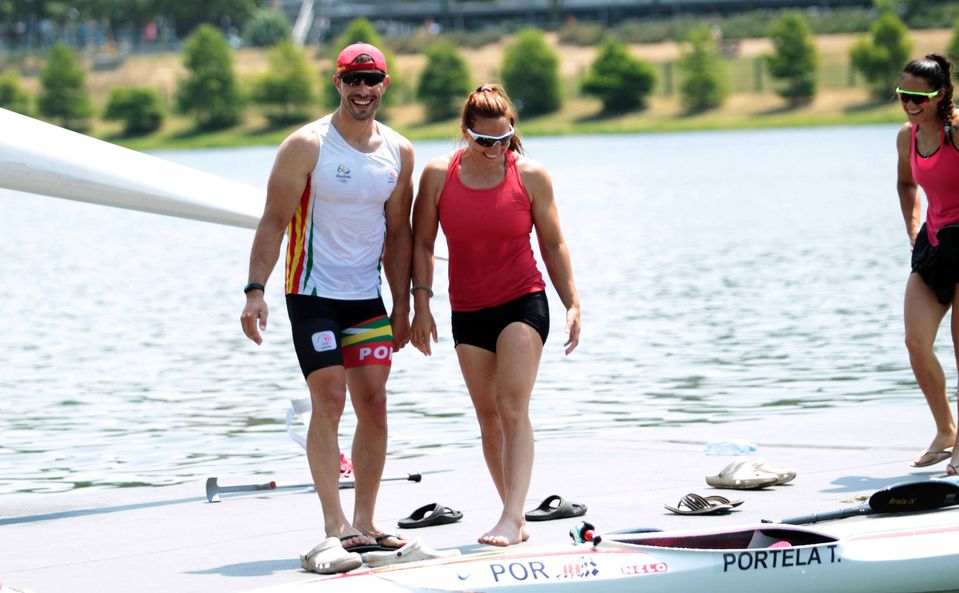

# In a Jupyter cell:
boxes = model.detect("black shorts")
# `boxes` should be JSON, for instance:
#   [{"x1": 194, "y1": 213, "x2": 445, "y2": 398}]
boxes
[
  {"x1": 286, "y1": 294, "x2": 393, "y2": 378},
  {"x1": 912, "y1": 223, "x2": 959, "y2": 305},
  {"x1": 451, "y1": 291, "x2": 549, "y2": 353},
  {"x1": 911, "y1": 223, "x2": 934, "y2": 274}
]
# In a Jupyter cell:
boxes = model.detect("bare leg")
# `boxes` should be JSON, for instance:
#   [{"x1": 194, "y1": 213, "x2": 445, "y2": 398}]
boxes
[
  {"x1": 457, "y1": 345, "x2": 505, "y2": 501},
  {"x1": 904, "y1": 273, "x2": 956, "y2": 465},
  {"x1": 346, "y1": 364, "x2": 405, "y2": 547},
  {"x1": 460, "y1": 322, "x2": 542, "y2": 547},
  {"x1": 948, "y1": 292, "x2": 959, "y2": 472},
  {"x1": 304, "y1": 366, "x2": 371, "y2": 548}
]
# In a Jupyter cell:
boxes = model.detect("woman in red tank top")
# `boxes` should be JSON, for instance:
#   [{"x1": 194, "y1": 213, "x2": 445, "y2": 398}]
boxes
[
  {"x1": 410, "y1": 85, "x2": 582, "y2": 546},
  {"x1": 896, "y1": 54, "x2": 959, "y2": 473}
]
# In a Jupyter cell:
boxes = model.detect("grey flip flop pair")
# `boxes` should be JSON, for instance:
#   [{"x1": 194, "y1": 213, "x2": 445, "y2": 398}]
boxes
[{"x1": 664, "y1": 492, "x2": 744, "y2": 515}]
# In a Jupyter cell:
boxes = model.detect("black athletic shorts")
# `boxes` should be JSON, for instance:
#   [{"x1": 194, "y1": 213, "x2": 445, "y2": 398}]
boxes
[
  {"x1": 286, "y1": 294, "x2": 393, "y2": 378},
  {"x1": 450, "y1": 291, "x2": 549, "y2": 353},
  {"x1": 912, "y1": 223, "x2": 959, "y2": 305}
]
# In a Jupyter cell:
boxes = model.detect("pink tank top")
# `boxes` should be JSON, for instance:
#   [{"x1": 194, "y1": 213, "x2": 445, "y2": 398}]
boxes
[
  {"x1": 911, "y1": 125, "x2": 959, "y2": 246},
  {"x1": 438, "y1": 149, "x2": 546, "y2": 311}
]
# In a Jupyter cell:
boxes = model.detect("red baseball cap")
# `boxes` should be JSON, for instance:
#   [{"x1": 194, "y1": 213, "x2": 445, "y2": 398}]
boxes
[{"x1": 336, "y1": 42, "x2": 388, "y2": 75}]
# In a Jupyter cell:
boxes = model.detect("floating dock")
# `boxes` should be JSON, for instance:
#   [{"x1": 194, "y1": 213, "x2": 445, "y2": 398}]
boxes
[{"x1": 3, "y1": 403, "x2": 951, "y2": 593}]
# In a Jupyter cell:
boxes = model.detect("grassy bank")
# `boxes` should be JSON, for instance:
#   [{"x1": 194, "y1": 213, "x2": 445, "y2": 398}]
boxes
[
  {"x1": 28, "y1": 27, "x2": 951, "y2": 151},
  {"x1": 109, "y1": 91, "x2": 904, "y2": 152}
]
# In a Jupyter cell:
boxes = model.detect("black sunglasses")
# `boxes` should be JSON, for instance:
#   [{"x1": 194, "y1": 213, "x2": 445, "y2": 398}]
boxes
[{"x1": 339, "y1": 71, "x2": 386, "y2": 87}]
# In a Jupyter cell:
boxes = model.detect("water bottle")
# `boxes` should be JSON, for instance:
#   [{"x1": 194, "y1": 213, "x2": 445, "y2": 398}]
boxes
[{"x1": 705, "y1": 439, "x2": 758, "y2": 456}]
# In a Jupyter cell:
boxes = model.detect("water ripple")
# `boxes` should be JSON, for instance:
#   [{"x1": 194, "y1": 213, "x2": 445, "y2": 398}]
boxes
[{"x1": 0, "y1": 127, "x2": 949, "y2": 494}]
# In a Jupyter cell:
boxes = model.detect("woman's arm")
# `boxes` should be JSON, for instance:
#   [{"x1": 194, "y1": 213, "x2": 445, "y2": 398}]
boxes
[
  {"x1": 522, "y1": 157, "x2": 581, "y2": 355},
  {"x1": 896, "y1": 123, "x2": 921, "y2": 247},
  {"x1": 409, "y1": 156, "x2": 449, "y2": 356}
]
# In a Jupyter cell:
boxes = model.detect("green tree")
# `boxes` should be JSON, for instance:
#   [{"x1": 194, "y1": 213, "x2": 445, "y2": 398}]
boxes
[
  {"x1": 37, "y1": 43, "x2": 93, "y2": 131},
  {"x1": 765, "y1": 12, "x2": 819, "y2": 105},
  {"x1": 677, "y1": 26, "x2": 728, "y2": 113},
  {"x1": 948, "y1": 18, "x2": 959, "y2": 66},
  {"x1": 0, "y1": 70, "x2": 32, "y2": 115},
  {"x1": 581, "y1": 36, "x2": 656, "y2": 113},
  {"x1": 243, "y1": 8, "x2": 291, "y2": 48},
  {"x1": 501, "y1": 28, "x2": 561, "y2": 116},
  {"x1": 103, "y1": 86, "x2": 164, "y2": 135},
  {"x1": 899, "y1": 0, "x2": 934, "y2": 25},
  {"x1": 251, "y1": 39, "x2": 315, "y2": 126},
  {"x1": 176, "y1": 24, "x2": 245, "y2": 130},
  {"x1": 850, "y1": 12, "x2": 913, "y2": 100},
  {"x1": 872, "y1": 0, "x2": 898, "y2": 14},
  {"x1": 164, "y1": 0, "x2": 259, "y2": 36},
  {"x1": 416, "y1": 41, "x2": 472, "y2": 122},
  {"x1": 323, "y1": 18, "x2": 402, "y2": 113}
]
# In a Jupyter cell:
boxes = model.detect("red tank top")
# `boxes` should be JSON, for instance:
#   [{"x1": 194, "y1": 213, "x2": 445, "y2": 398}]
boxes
[
  {"x1": 911, "y1": 125, "x2": 959, "y2": 247},
  {"x1": 438, "y1": 149, "x2": 546, "y2": 311}
]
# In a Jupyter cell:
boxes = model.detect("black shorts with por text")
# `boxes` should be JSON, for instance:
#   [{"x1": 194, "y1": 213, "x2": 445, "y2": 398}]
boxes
[{"x1": 286, "y1": 294, "x2": 393, "y2": 378}]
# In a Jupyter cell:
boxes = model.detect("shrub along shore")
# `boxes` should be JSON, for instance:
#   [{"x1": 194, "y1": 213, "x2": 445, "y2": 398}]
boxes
[{"x1": 3, "y1": 25, "x2": 952, "y2": 151}]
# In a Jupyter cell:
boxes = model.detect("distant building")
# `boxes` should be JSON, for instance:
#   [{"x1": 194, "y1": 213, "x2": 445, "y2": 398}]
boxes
[{"x1": 280, "y1": 0, "x2": 872, "y2": 42}]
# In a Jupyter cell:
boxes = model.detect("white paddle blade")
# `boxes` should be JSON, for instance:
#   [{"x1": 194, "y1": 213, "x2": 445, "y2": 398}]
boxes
[
  {"x1": 0, "y1": 108, "x2": 264, "y2": 228},
  {"x1": 285, "y1": 397, "x2": 311, "y2": 450}
]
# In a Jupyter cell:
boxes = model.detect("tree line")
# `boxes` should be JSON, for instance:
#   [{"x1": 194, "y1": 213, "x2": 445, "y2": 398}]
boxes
[
  {"x1": 1, "y1": 6, "x2": 958, "y2": 136},
  {"x1": 0, "y1": 0, "x2": 262, "y2": 49}
]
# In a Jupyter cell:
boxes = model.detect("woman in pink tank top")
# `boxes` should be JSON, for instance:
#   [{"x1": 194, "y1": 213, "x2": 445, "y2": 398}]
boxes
[
  {"x1": 410, "y1": 85, "x2": 582, "y2": 546},
  {"x1": 896, "y1": 54, "x2": 959, "y2": 474}
]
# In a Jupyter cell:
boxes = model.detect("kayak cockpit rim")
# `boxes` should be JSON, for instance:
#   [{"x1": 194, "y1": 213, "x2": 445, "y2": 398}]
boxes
[{"x1": 609, "y1": 527, "x2": 838, "y2": 550}]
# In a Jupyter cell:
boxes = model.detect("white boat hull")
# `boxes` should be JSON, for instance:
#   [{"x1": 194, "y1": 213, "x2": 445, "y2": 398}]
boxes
[
  {"x1": 250, "y1": 509, "x2": 959, "y2": 593},
  {"x1": 0, "y1": 108, "x2": 264, "y2": 228}
]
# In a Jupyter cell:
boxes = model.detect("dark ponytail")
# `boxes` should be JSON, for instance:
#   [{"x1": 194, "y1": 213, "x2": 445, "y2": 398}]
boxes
[{"x1": 902, "y1": 54, "x2": 955, "y2": 124}]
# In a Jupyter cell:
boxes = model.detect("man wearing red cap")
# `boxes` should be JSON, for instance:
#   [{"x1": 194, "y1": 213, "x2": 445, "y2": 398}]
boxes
[{"x1": 241, "y1": 41, "x2": 413, "y2": 566}]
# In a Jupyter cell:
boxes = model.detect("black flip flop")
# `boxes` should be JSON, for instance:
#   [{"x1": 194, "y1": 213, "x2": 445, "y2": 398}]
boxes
[
  {"x1": 524, "y1": 495, "x2": 587, "y2": 521},
  {"x1": 340, "y1": 535, "x2": 394, "y2": 554},
  {"x1": 398, "y1": 503, "x2": 463, "y2": 529},
  {"x1": 664, "y1": 493, "x2": 735, "y2": 516}
]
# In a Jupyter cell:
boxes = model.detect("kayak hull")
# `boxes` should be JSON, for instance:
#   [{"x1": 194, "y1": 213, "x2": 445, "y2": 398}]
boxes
[
  {"x1": 250, "y1": 511, "x2": 959, "y2": 593},
  {"x1": 0, "y1": 108, "x2": 263, "y2": 228}
]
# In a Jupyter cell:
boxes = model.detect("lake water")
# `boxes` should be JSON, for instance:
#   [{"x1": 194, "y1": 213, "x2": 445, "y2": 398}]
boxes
[{"x1": 0, "y1": 125, "x2": 945, "y2": 495}]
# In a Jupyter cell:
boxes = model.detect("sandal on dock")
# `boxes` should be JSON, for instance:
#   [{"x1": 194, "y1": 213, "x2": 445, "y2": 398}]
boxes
[
  {"x1": 665, "y1": 493, "x2": 735, "y2": 515},
  {"x1": 524, "y1": 495, "x2": 587, "y2": 522}
]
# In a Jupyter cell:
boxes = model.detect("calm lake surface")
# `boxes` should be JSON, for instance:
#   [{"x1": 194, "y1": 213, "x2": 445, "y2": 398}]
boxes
[{"x1": 0, "y1": 125, "x2": 945, "y2": 495}]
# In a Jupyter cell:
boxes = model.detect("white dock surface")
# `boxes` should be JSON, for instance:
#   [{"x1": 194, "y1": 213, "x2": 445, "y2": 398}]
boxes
[{"x1": 2, "y1": 403, "x2": 951, "y2": 592}]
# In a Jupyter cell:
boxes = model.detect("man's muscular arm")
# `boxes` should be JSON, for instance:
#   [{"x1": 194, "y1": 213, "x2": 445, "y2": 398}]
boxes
[
  {"x1": 382, "y1": 138, "x2": 415, "y2": 350},
  {"x1": 241, "y1": 128, "x2": 319, "y2": 344}
]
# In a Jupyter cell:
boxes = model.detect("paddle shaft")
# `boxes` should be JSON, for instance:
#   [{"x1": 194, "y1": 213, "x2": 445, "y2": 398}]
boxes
[
  {"x1": 774, "y1": 505, "x2": 871, "y2": 525},
  {"x1": 217, "y1": 481, "x2": 277, "y2": 495},
  {"x1": 206, "y1": 472, "x2": 422, "y2": 502},
  {"x1": 769, "y1": 478, "x2": 959, "y2": 525}
]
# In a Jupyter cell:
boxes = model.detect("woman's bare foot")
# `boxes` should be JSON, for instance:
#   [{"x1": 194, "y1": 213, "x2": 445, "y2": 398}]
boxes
[{"x1": 478, "y1": 520, "x2": 529, "y2": 547}]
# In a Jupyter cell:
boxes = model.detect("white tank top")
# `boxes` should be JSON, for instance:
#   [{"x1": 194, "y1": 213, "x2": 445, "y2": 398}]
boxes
[{"x1": 284, "y1": 115, "x2": 403, "y2": 299}]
